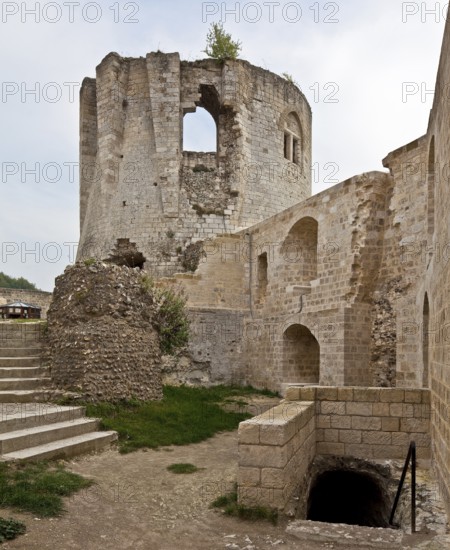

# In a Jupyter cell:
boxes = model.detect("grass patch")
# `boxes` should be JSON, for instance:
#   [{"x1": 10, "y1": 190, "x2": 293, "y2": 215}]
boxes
[
  {"x1": 0, "y1": 517, "x2": 26, "y2": 543},
  {"x1": 86, "y1": 384, "x2": 276, "y2": 453},
  {"x1": 211, "y1": 485, "x2": 278, "y2": 525},
  {"x1": 166, "y1": 463, "x2": 200, "y2": 474},
  {"x1": 0, "y1": 461, "x2": 93, "y2": 517}
]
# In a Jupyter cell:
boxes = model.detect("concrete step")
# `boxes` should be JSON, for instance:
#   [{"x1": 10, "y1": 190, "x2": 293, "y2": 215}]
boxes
[
  {"x1": 0, "y1": 390, "x2": 54, "y2": 403},
  {"x1": 0, "y1": 431, "x2": 118, "y2": 461},
  {"x1": 0, "y1": 404, "x2": 85, "y2": 434},
  {"x1": 0, "y1": 357, "x2": 41, "y2": 368},
  {"x1": 0, "y1": 378, "x2": 51, "y2": 391},
  {"x1": 0, "y1": 418, "x2": 100, "y2": 454},
  {"x1": 0, "y1": 366, "x2": 49, "y2": 378},
  {"x1": 0, "y1": 347, "x2": 42, "y2": 357}
]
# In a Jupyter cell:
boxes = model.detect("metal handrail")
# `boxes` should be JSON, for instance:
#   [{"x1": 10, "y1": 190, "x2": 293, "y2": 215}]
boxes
[{"x1": 389, "y1": 441, "x2": 416, "y2": 533}]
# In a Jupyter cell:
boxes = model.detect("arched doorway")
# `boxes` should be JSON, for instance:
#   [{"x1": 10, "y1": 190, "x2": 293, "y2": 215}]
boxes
[{"x1": 283, "y1": 324, "x2": 319, "y2": 383}]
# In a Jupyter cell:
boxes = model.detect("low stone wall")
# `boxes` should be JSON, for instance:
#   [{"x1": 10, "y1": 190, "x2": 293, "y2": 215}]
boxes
[
  {"x1": 238, "y1": 386, "x2": 431, "y2": 511},
  {"x1": 287, "y1": 386, "x2": 431, "y2": 461},
  {"x1": 238, "y1": 401, "x2": 316, "y2": 509},
  {"x1": 0, "y1": 288, "x2": 52, "y2": 318}
]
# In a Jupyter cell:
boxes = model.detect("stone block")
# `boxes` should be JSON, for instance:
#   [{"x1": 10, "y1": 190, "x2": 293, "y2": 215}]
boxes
[
  {"x1": 380, "y1": 389, "x2": 405, "y2": 402},
  {"x1": 346, "y1": 402, "x2": 372, "y2": 416},
  {"x1": 362, "y1": 431, "x2": 392, "y2": 445},
  {"x1": 238, "y1": 422, "x2": 260, "y2": 444},
  {"x1": 316, "y1": 442, "x2": 345, "y2": 455},
  {"x1": 261, "y1": 468, "x2": 285, "y2": 488},
  {"x1": 351, "y1": 416, "x2": 382, "y2": 431},
  {"x1": 339, "y1": 430, "x2": 362, "y2": 444},
  {"x1": 238, "y1": 467, "x2": 261, "y2": 486},
  {"x1": 382, "y1": 417, "x2": 400, "y2": 431},
  {"x1": 353, "y1": 388, "x2": 380, "y2": 402},
  {"x1": 321, "y1": 401, "x2": 346, "y2": 415},
  {"x1": 239, "y1": 444, "x2": 288, "y2": 469}
]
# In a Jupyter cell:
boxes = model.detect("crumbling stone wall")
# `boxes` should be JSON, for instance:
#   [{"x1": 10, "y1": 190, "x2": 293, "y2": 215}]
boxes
[
  {"x1": 77, "y1": 52, "x2": 312, "y2": 277},
  {"x1": 47, "y1": 261, "x2": 162, "y2": 401}
]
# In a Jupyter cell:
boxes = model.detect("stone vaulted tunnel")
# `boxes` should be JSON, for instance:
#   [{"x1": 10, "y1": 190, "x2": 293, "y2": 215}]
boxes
[{"x1": 307, "y1": 469, "x2": 391, "y2": 528}]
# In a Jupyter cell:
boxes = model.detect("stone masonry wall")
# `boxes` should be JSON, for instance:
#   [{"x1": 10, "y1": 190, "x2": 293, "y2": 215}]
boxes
[
  {"x1": 0, "y1": 288, "x2": 53, "y2": 319},
  {"x1": 47, "y1": 262, "x2": 162, "y2": 401},
  {"x1": 425, "y1": 15, "x2": 450, "y2": 517},
  {"x1": 238, "y1": 386, "x2": 431, "y2": 511},
  {"x1": 77, "y1": 53, "x2": 311, "y2": 278}
]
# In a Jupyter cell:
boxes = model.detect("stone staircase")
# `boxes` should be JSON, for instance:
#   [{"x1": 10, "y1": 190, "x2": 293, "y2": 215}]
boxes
[{"x1": 0, "y1": 322, "x2": 117, "y2": 461}]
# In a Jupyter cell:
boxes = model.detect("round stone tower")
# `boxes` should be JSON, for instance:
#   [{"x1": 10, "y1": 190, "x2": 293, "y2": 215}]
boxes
[{"x1": 78, "y1": 51, "x2": 312, "y2": 274}]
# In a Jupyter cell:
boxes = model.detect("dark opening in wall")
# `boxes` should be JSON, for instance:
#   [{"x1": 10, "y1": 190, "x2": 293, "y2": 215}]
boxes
[
  {"x1": 257, "y1": 252, "x2": 268, "y2": 302},
  {"x1": 423, "y1": 293, "x2": 430, "y2": 388},
  {"x1": 107, "y1": 238, "x2": 146, "y2": 269},
  {"x1": 307, "y1": 469, "x2": 390, "y2": 528}
]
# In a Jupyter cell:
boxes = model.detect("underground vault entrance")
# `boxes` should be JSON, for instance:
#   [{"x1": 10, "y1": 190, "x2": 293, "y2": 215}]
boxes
[{"x1": 306, "y1": 461, "x2": 392, "y2": 528}]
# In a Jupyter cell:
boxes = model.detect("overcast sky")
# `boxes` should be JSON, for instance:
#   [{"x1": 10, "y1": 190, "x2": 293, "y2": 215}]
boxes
[{"x1": 0, "y1": 0, "x2": 445, "y2": 291}]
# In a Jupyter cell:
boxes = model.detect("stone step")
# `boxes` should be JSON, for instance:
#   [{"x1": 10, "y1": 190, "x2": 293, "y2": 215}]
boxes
[
  {"x1": 0, "y1": 366, "x2": 49, "y2": 378},
  {"x1": 0, "y1": 357, "x2": 41, "y2": 368},
  {"x1": 0, "y1": 339, "x2": 43, "y2": 349},
  {"x1": 0, "y1": 378, "x2": 51, "y2": 391},
  {"x1": 0, "y1": 431, "x2": 118, "y2": 461},
  {"x1": 0, "y1": 347, "x2": 42, "y2": 357},
  {"x1": 0, "y1": 404, "x2": 85, "y2": 434},
  {"x1": 0, "y1": 390, "x2": 54, "y2": 403},
  {"x1": 0, "y1": 418, "x2": 101, "y2": 454}
]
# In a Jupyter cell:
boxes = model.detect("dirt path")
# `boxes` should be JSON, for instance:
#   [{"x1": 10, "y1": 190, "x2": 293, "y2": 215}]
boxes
[{"x1": 0, "y1": 431, "x2": 447, "y2": 549}]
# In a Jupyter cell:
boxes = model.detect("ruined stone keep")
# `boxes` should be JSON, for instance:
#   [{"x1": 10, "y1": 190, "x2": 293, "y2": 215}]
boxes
[{"x1": 73, "y1": 20, "x2": 450, "y2": 518}]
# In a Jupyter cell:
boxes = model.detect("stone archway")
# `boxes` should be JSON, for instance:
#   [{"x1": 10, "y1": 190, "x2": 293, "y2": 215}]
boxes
[
  {"x1": 282, "y1": 324, "x2": 319, "y2": 383},
  {"x1": 281, "y1": 217, "x2": 318, "y2": 286}
]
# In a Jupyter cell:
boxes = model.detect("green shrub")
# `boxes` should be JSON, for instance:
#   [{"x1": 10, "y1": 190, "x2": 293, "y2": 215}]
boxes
[
  {"x1": 0, "y1": 517, "x2": 26, "y2": 543},
  {"x1": 139, "y1": 275, "x2": 190, "y2": 354},
  {"x1": 204, "y1": 22, "x2": 241, "y2": 61}
]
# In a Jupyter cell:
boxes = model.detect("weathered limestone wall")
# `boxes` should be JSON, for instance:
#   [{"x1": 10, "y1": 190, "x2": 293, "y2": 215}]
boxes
[
  {"x1": 47, "y1": 262, "x2": 162, "y2": 401},
  {"x1": 382, "y1": 136, "x2": 429, "y2": 388},
  {"x1": 78, "y1": 53, "x2": 312, "y2": 277},
  {"x1": 238, "y1": 171, "x2": 391, "y2": 390},
  {"x1": 287, "y1": 386, "x2": 430, "y2": 460},
  {"x1": 0, "y1": 288, "x2": 53, "y2": 319},
  {"x1": 238, "y1": 386, "x2": 431, "y2": 511},
  {"x1": 425, "y1": 16, "x2": 450, "y2": 517},
  {"x1": 238, "y1": 401, "x2": 316, "y2": 510}
]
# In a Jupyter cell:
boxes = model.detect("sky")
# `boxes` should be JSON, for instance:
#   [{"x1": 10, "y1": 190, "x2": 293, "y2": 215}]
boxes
[{"x1": 0, "y1": 0, "x2": 445, "y2": 291}]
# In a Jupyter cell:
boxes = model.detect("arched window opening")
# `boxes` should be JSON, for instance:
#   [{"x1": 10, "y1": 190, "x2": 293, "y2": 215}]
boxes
[
  {"x1": 183, "y1": 106, "x2": 217, "y2": 152},
  {"x1": 283, "y1": 112, "x2": 302, "y2": 168},
  {"x1": 423, "y1": 293, "x2": 430, "y2": 388},
  {"x1": 282, "y1": 324, "x2": 319, "y2": 383},
  {"x1": 281, "y1": 216, "x2": 318, "y2": 285}
]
